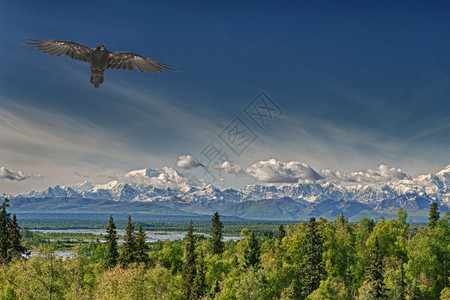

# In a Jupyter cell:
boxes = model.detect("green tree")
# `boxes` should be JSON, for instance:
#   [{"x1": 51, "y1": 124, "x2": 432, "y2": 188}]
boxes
[
  {"x1": 394, "y1": 263, "x2": 406, "y2": 300},
  {"x1": 211, "y1": 280, "x2": 220, "y2": 298},
  {"x1": 192, "y1": 251, "x2": 207, "y2": 299},
  {"x1": 297, "y1": 217, "x2": 324, "y2": 299},
  {"x1": 8, "y1": 214, "x2": 27, "y2": 258},
  {"x1": 278, "y1": 224, "x2": 286, "y2": 244},
  {"x1": 429, "y1": 202, "x2": 440, "y2": 228},
  {"x1": 366, "y1": 236, "x2": 386, "y2": 299},
  {"x1": 105, "y1": 215, "x2": 118, "y2": 268},
  {"x1": 407, "y1": 214, "x2": 450, "y2": 298},
  {"x1": 244, "y1": 231, "x2": 260, "y2": 269},
  {"x1": 211, "y1": 212, "x2": 224, "y2": 255},
  {"x1": 134, "y1": 224, "x2": 149, "y2": 264},
  {"x1": 0, "y1": 198, "x2": 11, "y2": 262},
  {"x1": 182, "y1": 219, "x2": 196, "y2": 300},
  {"x1": 119, "y1": 215, "x2": 136, "y2": 266}
]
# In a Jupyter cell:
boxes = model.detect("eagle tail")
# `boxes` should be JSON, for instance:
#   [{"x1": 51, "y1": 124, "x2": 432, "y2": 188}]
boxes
[{"x1": 90, "y1": 70, "x2": 104, "y2": 88}]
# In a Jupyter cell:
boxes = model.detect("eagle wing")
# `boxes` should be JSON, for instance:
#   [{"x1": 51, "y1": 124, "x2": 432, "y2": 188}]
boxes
[
  {"x1": 24, "y1": 38, "x2": 92, "y2": 62},
  {"x1": 107, "y1": 52, "x2": 177, "y2": 73}
]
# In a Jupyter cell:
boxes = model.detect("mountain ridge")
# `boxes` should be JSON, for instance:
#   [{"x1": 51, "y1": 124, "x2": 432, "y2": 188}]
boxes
[{"x1": 4, "y1": 164, "x2": 450, "y2": 221}]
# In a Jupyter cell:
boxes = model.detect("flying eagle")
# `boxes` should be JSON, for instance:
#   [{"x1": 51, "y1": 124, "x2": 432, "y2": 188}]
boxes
[{"x1": 24, "y1": 38, "x2": 176, "y2": 88}]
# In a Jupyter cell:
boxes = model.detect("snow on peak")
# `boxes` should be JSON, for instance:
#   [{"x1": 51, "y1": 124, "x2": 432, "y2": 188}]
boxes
[
  {"x1": 94, "y1": 180, "x2": 119, "y2": 191},
  {"x1": 11, "y1": 163, "x2": 450, "y2": 206},
  {"x1": 437, "y1": 165, "x2": 450, "y2": 176},
  {"x1": 91, "y1": 167, "x2": 191, "y2": 194},
  {"x1": 126, "y1": 168, "x2": 161, "y2": 178},
  {"x1": 73, "y1": 180, "x2": 94, "y2": 192}
]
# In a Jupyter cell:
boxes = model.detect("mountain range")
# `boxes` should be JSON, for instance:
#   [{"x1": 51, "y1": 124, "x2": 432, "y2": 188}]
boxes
[{"x1": 4, "y1": 165, "x2": 450, "y2": 222}]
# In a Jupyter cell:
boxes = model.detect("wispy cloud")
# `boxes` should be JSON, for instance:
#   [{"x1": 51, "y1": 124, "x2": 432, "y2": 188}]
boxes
[
  {"x1": 73, "y1": 171, "x2": 89, "y2": 179},
  {"x1": 0, "y1": 166, "x2": 43, "y2": 181}
]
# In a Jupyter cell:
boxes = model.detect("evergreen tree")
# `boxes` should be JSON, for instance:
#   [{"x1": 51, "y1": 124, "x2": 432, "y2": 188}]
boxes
[
  {"x1": 394, "y1": 263, "x2": 406, "y2": 300},
  {"x1": 407, "y1": 279, "x2": 423, "y2": 300},
  {"x1": 428, "y1": 202, "x2": 440, "y2": 228},
  {"x1": 367, "y1": 236, "x2": 386, "y2": 299},
  {"x1": 297, "y1": 217, "x2": 324, "y2": 299},
  {"x1": 119, "y1": 215, "x2": 136, "y2": 266},
  {"x1": 278, "y1": 224, "x2": 286, "y2": 244},
  {"x1": 105, "y1": 215, "x2": 118, "y2": 268},
  {"x1": 192, "y1": 250, "x2": 207, "y2": 299},
  {"x1": 211, "y1": 211, "x2": 224, "y2": 255},
  {"x1": 244, "y1": 231, "x2": 260, "y2": 269},
  {"x1": 182, "y1": 219, "x2": 197, "y2": 300},
  {"x1": 8, "y1": 214, "x2": 27, "y2": 258},
  {"x1": 210, "y1": 280, "x2": 221, "y2": 298},
  {"x1": 135, "y1": 224, "x2": 149, "y2": 264},
  {"x1": 0, "y1": 198, "x2": 11, "y2": 261}
]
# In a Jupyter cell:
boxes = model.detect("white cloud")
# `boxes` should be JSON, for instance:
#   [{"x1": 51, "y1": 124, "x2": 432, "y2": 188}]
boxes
[
  {"x1": 320, "y1": 164, "x2": 410, "y2": 184},
  {"x1": 0, "y1": 166, "x2": 43, "y2": 181},
  {"x1": 204, "y1": 157, "x2": 410, "y2": 185},
  {"x1": 176, "y1": 155, "x2": 205, "y2": 169},
  {"x1": 213, "y1": 161, "x2": 245, "y2": 175},
  {"x1": 244, "y1": 159, "x2": 323, "y2": 183}
]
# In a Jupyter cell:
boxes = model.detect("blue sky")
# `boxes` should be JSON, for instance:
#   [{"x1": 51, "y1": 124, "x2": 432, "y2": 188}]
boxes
[{"x1": 1, "y1": 0, "x2": 449, "y2": 193}]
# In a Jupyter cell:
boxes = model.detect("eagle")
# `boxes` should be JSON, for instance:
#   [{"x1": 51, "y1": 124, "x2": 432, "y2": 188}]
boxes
[{"x1": 24, "y1": 38, "x2": 176, "y2": 88}]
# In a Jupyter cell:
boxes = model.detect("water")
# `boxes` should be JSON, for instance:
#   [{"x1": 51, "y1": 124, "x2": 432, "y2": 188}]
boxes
[
  {"x1": 28, "y1": 229, "x2": 241, "y2": 259},
  {"x1": 31, "y1": 229, "x2": 242, "y2": 243}
]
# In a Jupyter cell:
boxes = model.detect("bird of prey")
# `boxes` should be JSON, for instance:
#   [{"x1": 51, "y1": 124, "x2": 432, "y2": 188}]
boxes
[{"x1": 24, "y1": 38, "x2": 176, "y2": 88}]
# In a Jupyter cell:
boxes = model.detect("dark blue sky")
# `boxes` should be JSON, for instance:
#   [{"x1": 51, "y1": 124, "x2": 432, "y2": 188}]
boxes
[{"x1": 1, "y1": 0, "x2": 449, "y2": 193}]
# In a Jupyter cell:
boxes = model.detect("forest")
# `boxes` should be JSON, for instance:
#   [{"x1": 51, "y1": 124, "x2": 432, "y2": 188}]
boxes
[{"x1": 0, "y1": 198, "x2": 449, "y2": 300}]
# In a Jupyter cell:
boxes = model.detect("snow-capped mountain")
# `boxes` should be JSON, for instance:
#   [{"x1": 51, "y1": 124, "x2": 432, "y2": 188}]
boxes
[{"x1": 8, "y1": 165, "x2": 450, "y2": 219}]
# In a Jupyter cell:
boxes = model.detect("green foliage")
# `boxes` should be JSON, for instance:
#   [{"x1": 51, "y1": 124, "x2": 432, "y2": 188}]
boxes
[
  {"x1": 278, "y1": 224, "x2": 286, "y2": 244},
  {"x1": 211, "y1": 211, "x2": 224, "y2": 255},
  {"x1": 297, "y1": 217, "x2": 325, "y2": 299},
  {"x1": 366, "y1": 236, "x2": 387, "y2": 299},
  {"x1": 182, "y1": 219, "x2": 197, "y2": 299},
  {"x1": 0, "y1": 212, "x2": 449, "y2": 299},
  {"x1": 244, "y1": 231, "x2": 261, "y2": 269},
  {"x1": 0, "y1": 198, "x2": 11, "y2": 261},
  {"x1": 105, "y1": 215, "x2": 118, "y2": 268},
  {"x1": 307, "y1": 277, "x2": 349, "y2": 300},
  {"x1": 407, "y1": 215, "x2": 450, "y2": 299},
  {"x1": 8, "y1": 214, "x2": 27, "y2": 259},
  {"x1": 134, "y1": 224, "x2": 149, "y2": 265},
  {"x1": 429, "y1": 202, "x2": 440, "y2": 228},
  {"x1": 119, "y1": 215, "x2": 136, "y2": 266},
  {"x1": 192, "y1": 251, "x2": 207, "y2": 299},
  {"x1": 0, "y1": 199, "x2": 27, "y2": 263}
]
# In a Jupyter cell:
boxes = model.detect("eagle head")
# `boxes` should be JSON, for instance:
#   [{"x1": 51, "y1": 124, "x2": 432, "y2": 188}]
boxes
[{"x1": 95, "y1": 44, "x2": 106, "y2": 51}]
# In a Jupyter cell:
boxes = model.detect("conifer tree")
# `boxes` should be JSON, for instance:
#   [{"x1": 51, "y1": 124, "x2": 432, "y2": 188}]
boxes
[
  {"x1": 193, "y1": 250, "x2": 207, "y2": 299},
  {"x1": 428, "y1": 202, "x2": 440, "y2": 228},
  {"x1": 119, "y1": 215, "x2": 136, "y2": 266},
  {"x1": 244, "y1": 231, "x2": 260, "y2": 269},
  {"x1": 407, "y1": 279, "x2": 423, "y2": 300},
  {"x1": 367, "y1": 236, "x2": 386, "y2": 299},
  {"x1": 395, "y1": 263, "x2": 406, "y2": 300},
  {"x1": 0, "y1": 198, "x2": 11, "y2": 261},
  {"x1": 135, "y1": 224, "x2": 149, "y2": 264},
  {"x1": 8, "y1": 214, "x2": 26, "y2": 258},
  {"x1": 278, "y1": 224, "x2": 286, "y2": 244},
  {"x1": 211, "y1": 212, "x2": 224, "y2": 255},
  {"x1": 105, "y1": 215, "x2": 118, "y2": 268},
  {"x1": 182, "y1": 219, "x2": 197, "y2": 300},
  {"x1": 211, "y1": 280, "x2": 220, "y2": 298},
  {"x1": 297, "y1": 217, "x2": 324, "y2": 299}
]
